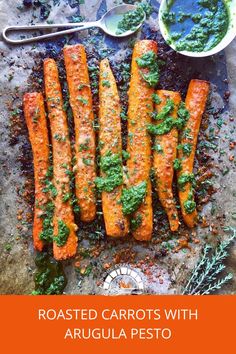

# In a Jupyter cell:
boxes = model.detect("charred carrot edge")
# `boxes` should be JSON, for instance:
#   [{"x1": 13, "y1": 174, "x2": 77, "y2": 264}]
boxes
[
  {"x1": 63, "y1": 44, "x2": 96, "y2": 222},
  {"x1": 127, "y1": 40, "x2": 157, "y2": 241},
  {"x1": 44, "y1": 58, "x2": 78, "y2": 260},
  {"x1": 178, "y1": 79, "x2": 210, "y2": 228},
  {"x1": 154, "y1": 90, "x2": 181, "y2": 232},
  {"x1": 23, "y1": 92, "x2": 49, "y2": 251},
  {"x1": 99, "y1": 58, "x2": 129, "y2": 237}
]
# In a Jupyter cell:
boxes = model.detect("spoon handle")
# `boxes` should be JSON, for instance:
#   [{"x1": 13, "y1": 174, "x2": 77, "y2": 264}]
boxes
[{"x1": 2, "y1": 21, "x2": 100, "y2": 45}]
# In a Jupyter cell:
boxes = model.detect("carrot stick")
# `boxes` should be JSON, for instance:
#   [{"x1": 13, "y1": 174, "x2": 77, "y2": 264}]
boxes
[
  {"x1": 154, "y1": 90, "x2": 181, "y2": 232},
  {"x1": 44, "y1": 58, "x2": 78, "y2": 260},
  {"x1": 98, "y1": 58, "x2": 129, "y2": 237},
  {"x1": 63, "y1": 44, "x2": 96, "y2": 222},
  {"x1": 23, "y1": 92, "x2": 50, "y2": 251},
  {"x1": 178, "y1": 79, "x2": 210, "y2": 228},
  {"x1": 126, "y1": 40, "x2": 157, "y2": 241}
]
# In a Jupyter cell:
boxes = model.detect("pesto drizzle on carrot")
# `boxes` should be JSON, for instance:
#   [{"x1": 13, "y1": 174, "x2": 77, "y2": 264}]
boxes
[
  {"x1": 39, "y1": 165, "x2": 55, "y2": 243},
  {"x1": 95, "y1": 151, "x2": 123, "y2": 192},
  {"x1": 136, "y1": 50, "x2": 159, "y2": 87},
  {"x1": 121, "y1": 181, "x2": 147, "y2": 215},
  {"x1": 54, "y1": 220, "x2": 70, "y2": 247},
  {"x1": 147, "y1": 100, "x2": 190, "y2": 136},
  {"x1": 178, "y1": 172, "x2": 196, "y2": 191}
]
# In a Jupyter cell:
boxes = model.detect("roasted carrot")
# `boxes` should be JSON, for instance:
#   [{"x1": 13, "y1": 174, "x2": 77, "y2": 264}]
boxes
[
  {"x1": 98, "y1": 58, "x2": 129, "y2": 237},
  {"x1": 126, "y1": 40, "x2": 158, "y2": 241},
  {"x1": 178, "y1": 79, "x2": 210, "y2": 228},
  {"x1": 63, "y1": 44, "x2": 96, "y2": 222},
  {"x1": 153, "y1": 90, "x2": 181, "y2": 232},
  {"x1": 23, "y1": 92, "x2": 50, "y2": 251},
  {"x1": 44, "y1": 58, "x2": 78, "y2": 260}
]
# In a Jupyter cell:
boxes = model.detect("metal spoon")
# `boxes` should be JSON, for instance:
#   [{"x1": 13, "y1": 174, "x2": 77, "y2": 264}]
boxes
[{"x1": 2, "y1": 4, "x2": 146, "y2": 45}]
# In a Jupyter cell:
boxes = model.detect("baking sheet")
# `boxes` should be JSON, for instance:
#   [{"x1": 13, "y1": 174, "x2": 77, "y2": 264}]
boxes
[{"x1": 0, "y1": 0, "x2": 235, "y2": 294}]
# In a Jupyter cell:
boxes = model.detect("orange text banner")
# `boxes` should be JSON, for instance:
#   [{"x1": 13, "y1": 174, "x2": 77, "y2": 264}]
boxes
[{"x1": 0, "y1": 295, "x2": 234, "y2": 354}]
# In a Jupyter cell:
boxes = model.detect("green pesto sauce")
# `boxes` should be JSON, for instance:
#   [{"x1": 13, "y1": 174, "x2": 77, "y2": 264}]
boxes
[
  {"x1": 121, "y1": 181, "x2": 147, "y2": 215},
  {"x1": 102, "y1": 80, "x2": 111, "y2": 88},
  {"x1": 136, "y1": 50, "x2": 159, "y2": 87},
  {"x1": 122, "y1": 150, "x2": 130, "y2": 160},
  {"x1": 95, "y1": 151, "x2": 123, "y2": 192},
  {"x1": 42, "y1": 175, "x2": 57, "y2": 198},
  {"x1": 184, "y1": 189, "x2": 196, "y2": 213},
  {"x1": 163, "y1": 0, "x2": 229, "y2": 52},
  {"x1": 152, "y1": 93, "x2": 162, "y2": 104},
  {"x1": 39, "y1": 201, "x2": 54, "y2": 243},
  {"x1": 70, "y1": 196, "x2": 80, "y2": 214},
  {"x1": 115, "y1": 1, "x2": 152, "y2": 35},
  {"x1": 130, "y1": 214, "x2": 143, "y2": 231},
  {"x1": 148, "y1": 117, "x2": 176, "y2": 135},
  {"x1": 153, "y1": 144, "x2": 164, "y2": 154},
  {"x1": 154, "y1": 98, "x2": 175, "y2": 120},
  {"x1": 175, "y1": 102, "x2": 190, "y2": 129},
  {"x1": 62, "y1": 192, "x2": 71, "y2": 203},
  {"x1": 32, "y1": 252, "x2": 67, "y2": 295},
  {"x1": 178, "y1": 172, "x2": 196, "y2": 191},
  {"x1": 147, "y1": 100, "x2": 190, "y2": 136},
  {"x1": 40, "y1": 161, "x2": 79, "y2": 245},
  {"x1": 54, "y1": 220, "x2": 70, "y2": 247},
  {"x1": 177, "y1": 142, "x2": 193, "y2": 156},
  {"x1": 184, "y1": 199, "x2": 197, "y2": 213},
  {"x1": 173, "y1": 158, "x2": 182, "y2": 171},
  {"x1": 39, "y1": 166, "x2": 55, "y2": 243}
]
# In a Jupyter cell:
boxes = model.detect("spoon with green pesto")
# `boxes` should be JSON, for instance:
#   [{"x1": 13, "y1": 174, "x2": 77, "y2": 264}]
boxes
[{"x1": 2, "y1": 4, "x2": 146, "y2": 45}]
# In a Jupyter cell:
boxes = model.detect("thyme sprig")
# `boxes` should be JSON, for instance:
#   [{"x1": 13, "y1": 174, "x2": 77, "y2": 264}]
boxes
[{"x1": 183, "y1": 227, "x2": 236, "y2": 295}]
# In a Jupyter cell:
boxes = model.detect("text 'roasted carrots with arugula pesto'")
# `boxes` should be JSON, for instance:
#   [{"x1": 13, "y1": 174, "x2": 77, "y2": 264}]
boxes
[
  {"x1": 153, "y1": 90, "x2": 181, "y2": 232},
  {"x1": 178, "y1": 79, "x2": 210, "y2": 228},
  {"x1": 97, "y1": 58, "x2": 129, "y2": 237},
  {"x1": 63, "y1": 44, "x2": 96, "y2": 222},
  {"x1": 126, "y1": 40, "x2": 158, "y2": 241},
  {"x1": 23, "y1": 92, "x2": 50, "y2": 251},
  {"x1": 44, "y1": 58, "x2": 78, "y2": 260}
]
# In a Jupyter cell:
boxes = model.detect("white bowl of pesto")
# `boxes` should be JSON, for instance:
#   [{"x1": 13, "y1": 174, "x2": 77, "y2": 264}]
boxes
[{"x1": 159, "y1": 0, "x2": 236, "y2": 57}]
